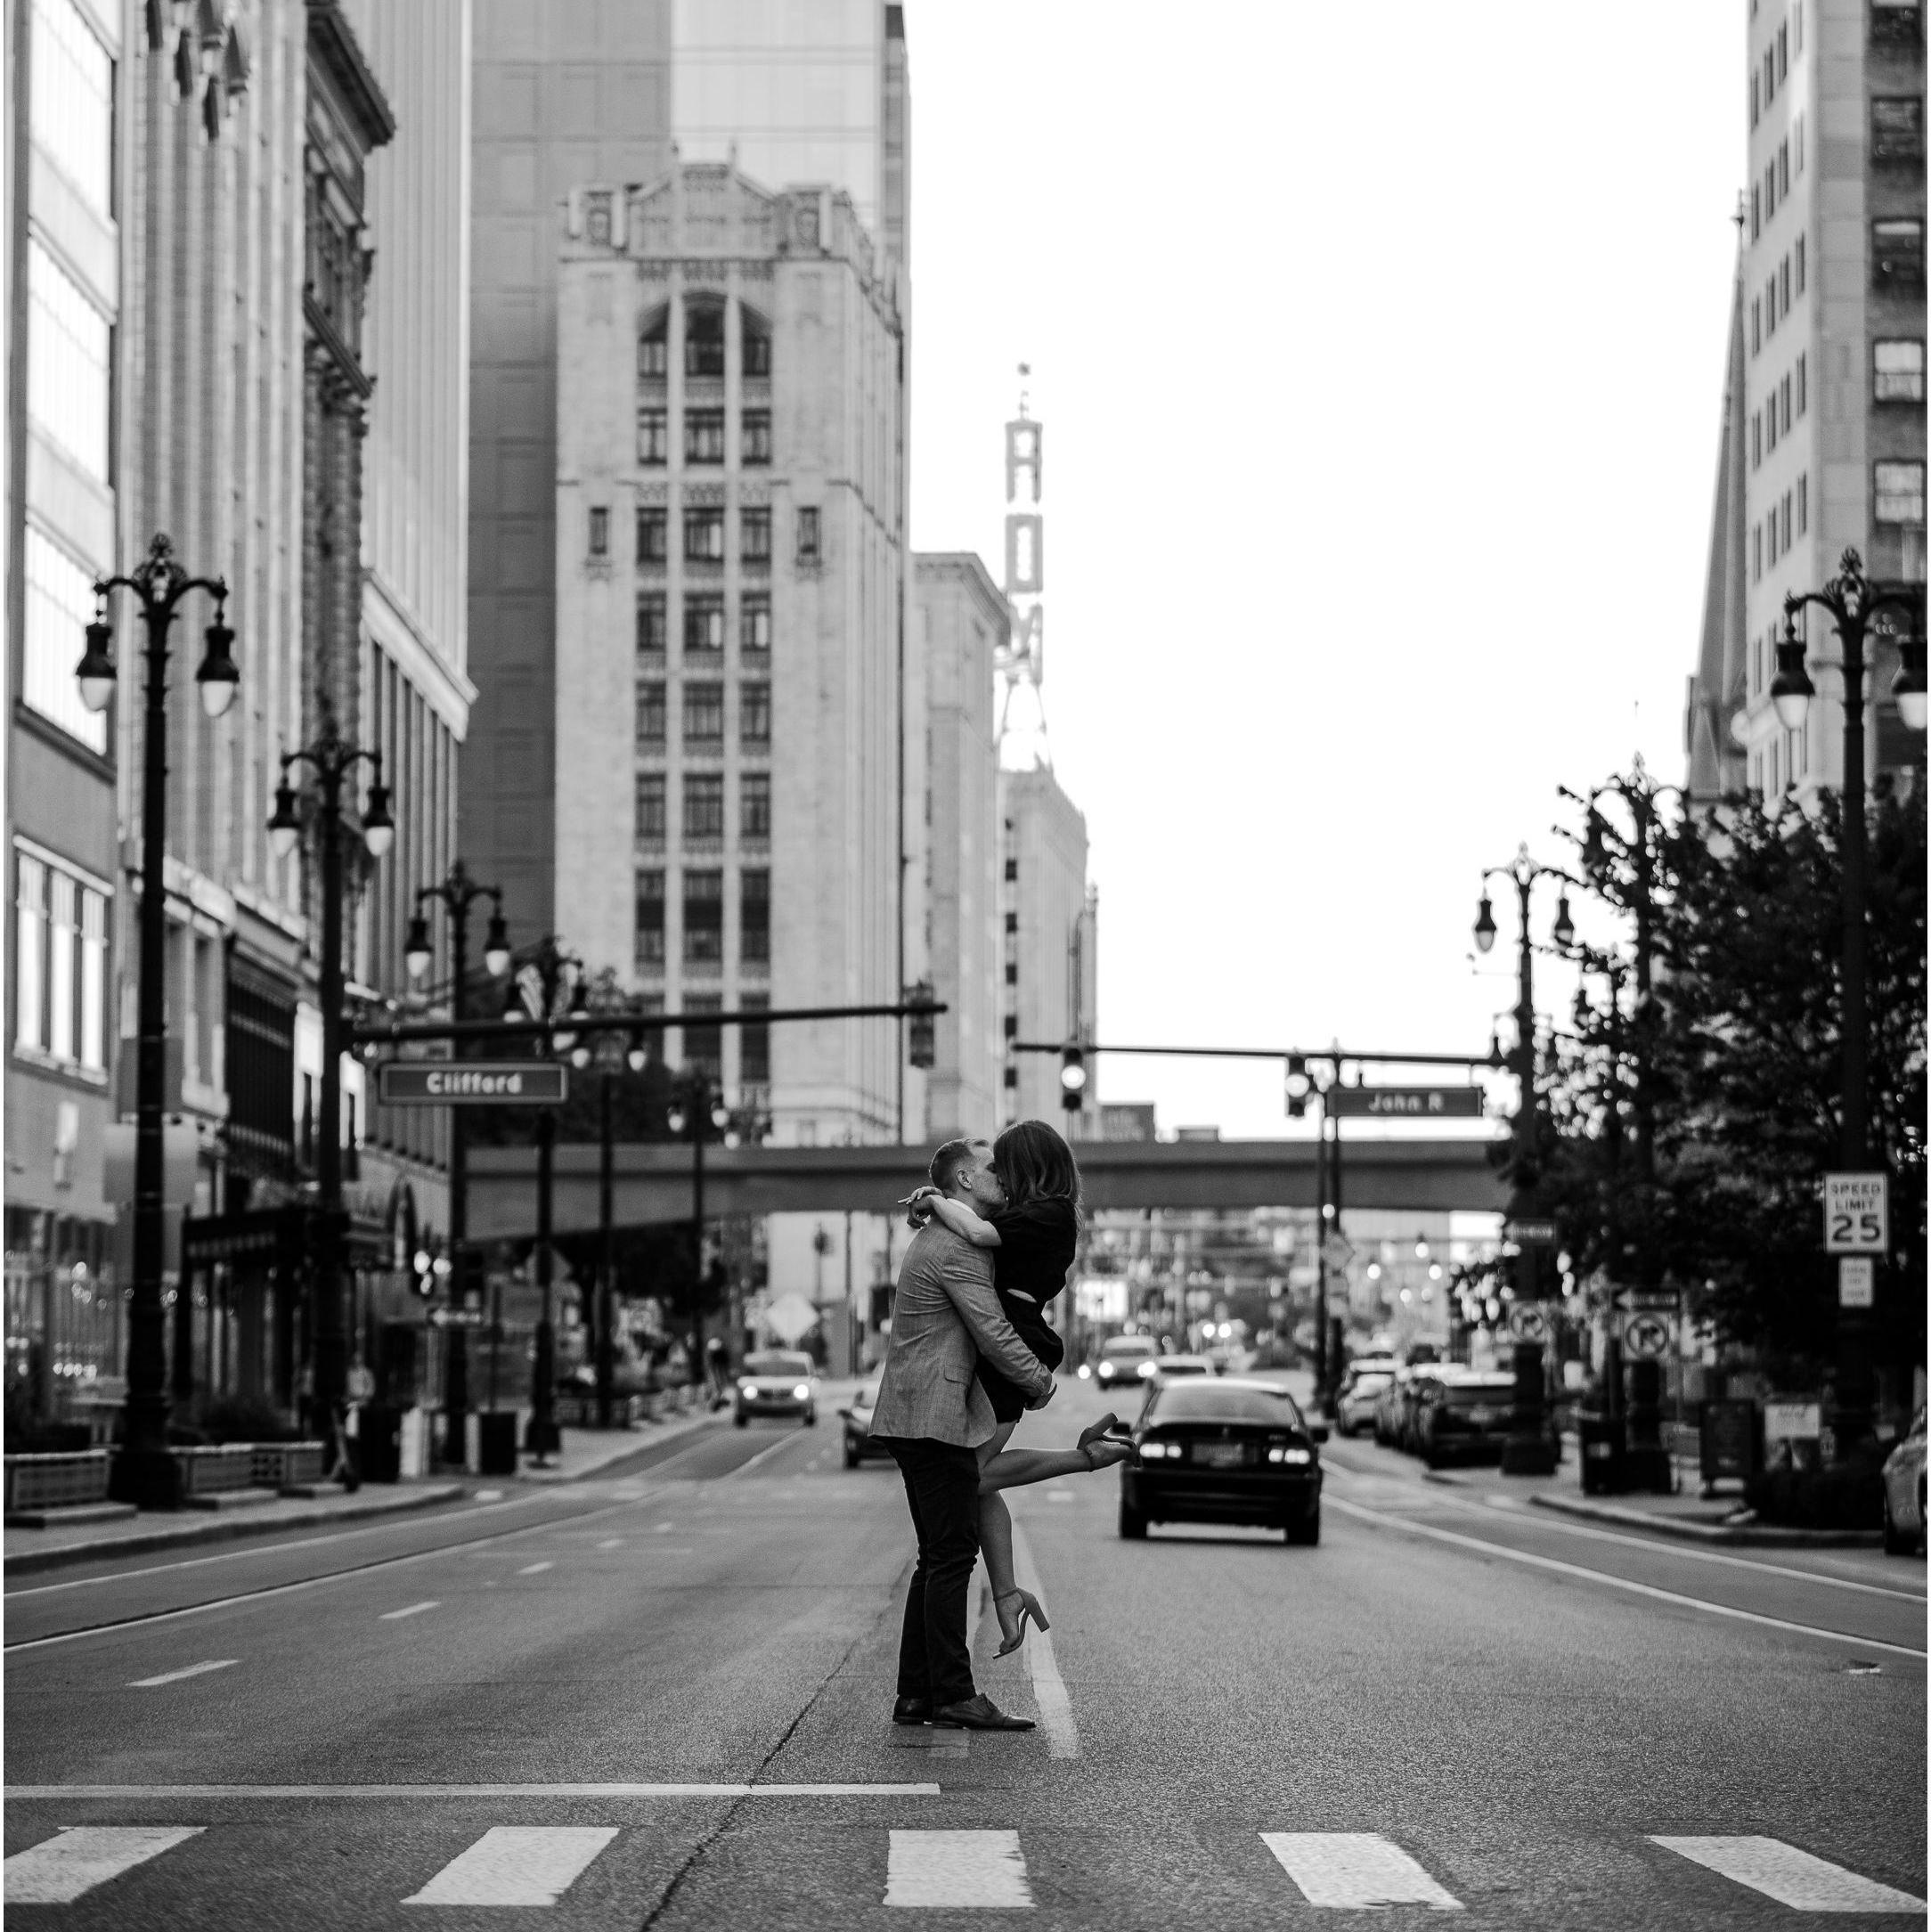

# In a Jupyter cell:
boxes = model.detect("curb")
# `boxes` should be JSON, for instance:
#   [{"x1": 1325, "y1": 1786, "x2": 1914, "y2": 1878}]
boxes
[
  {"x1": 2, "y1": 1482, "x2": 471, "y2": 1577},
  {"x1": 1528, "y1": 1491, "x2": 1884, "y2": 1548}
]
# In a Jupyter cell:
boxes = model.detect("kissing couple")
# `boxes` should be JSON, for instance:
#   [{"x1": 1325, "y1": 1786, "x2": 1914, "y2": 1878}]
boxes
[{"x1": 867, "y1": 1119, "x2": 1130, "y2": 1732}]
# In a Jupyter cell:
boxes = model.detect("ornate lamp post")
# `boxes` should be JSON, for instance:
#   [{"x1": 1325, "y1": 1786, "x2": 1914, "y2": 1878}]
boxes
[
  {"x1": 1474, "y1": 844, "x2": 1572, "y2": 1475},
  {"x1": 1772, "y1": 549, "x2": 1927, "y2": 1457},
  {"x1": 403, "y1": 863, "x2": 509, "y2": 1463},
  {"x1": 77, "y1": 534, "x2": 238, "y2": 1505},
  {"x1": 267, "y1": 724, "x2": 395, "y2": 1464}
]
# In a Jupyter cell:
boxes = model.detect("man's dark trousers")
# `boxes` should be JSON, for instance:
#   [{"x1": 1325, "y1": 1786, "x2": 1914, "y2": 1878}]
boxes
[{"x1": 882, "y1": 1435, "x2": 981, "y2": 1708}]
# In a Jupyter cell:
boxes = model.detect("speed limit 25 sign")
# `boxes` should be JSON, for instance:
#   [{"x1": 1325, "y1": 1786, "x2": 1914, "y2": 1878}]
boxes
[{"x1": 1823, "y1": 1173, "x2": 1889, "y2": 1255}]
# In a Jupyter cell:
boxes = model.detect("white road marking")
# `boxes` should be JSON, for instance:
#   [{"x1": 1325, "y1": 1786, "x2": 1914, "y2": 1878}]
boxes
[
  {"x1": 1652, "y1": 1837, "x2": 1927, "y2": 1912},
  {"x1": 1327, "y1": 1496, "x2": 1929, "y2": 1659},
  {"x1": 885, "y1": 1830, "x2": 1032, "y2": 1908},
  {"x1": 473, "y1": 1489, "x2": 504, "y2": 1501},
  {"x1": 654, "y1": 1522, "x2": 676, "y2": 1533},
  {"x1": 380, "y1": 1601, "x2": 441, "y2": 1621},
  {"x1": 4, "y1": 1826, "x2": 204, "y2": 1903},
  {"x1": 403, "y1": 1826, "x2": 618, "y2": 1906},
  {"x1": 517, "y1": 1561, "x2": 553, "y2": 1575},
  {"x1": 597, "y1": 1538, "x2": 623, "y2": 1550},
  {"x1": 5, "y1": 1782, "x2": 941, "y2": 1799},
  {"x1": 722, "y1": 1432, "x2": 802, "y2": 1480},
  {"x1": 1008, "y1": 1519, "x2": 1078, "y2": 1760},
  {"x1": 1262, "y1": 1833, "x2": 1463, "y2": 1910},
  {"x1": 128, "y1": 1659, "x2": 238, "y2": 1687}
]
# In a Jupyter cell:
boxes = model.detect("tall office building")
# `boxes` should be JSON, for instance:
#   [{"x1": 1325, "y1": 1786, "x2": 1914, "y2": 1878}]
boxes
[
  {"x1": 1690, "y1": 0, "x2": 1926, "y2": 794},
  {"x1": 553, "y1": 160, "x2": 907, "y2": 1144}
]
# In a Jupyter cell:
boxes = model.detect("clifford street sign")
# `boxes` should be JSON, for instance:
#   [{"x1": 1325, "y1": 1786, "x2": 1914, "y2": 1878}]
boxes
[
  {"x1": 1326, "y1": 1086, "x2": 1486, "y2": 1121},
  {"x1": 379, "y1": 1062, "x2": 569, "y2": 1106}
]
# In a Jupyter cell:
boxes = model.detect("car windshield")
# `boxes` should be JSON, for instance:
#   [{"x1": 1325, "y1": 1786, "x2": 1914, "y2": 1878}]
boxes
[
  {"x1": 1102, "y1": 1339, "x2": 1156, "y2": 1357},
  {"x1": 1444, "y1": 1381, "x2": 1515, "y2": 1407},
  {"x1": 1152, "y1": 1384, "x2": 1308, "y2": 1428},
  {"x1": 1158, "y1": 1360, "x2": 1211, "y2": 1375},
  {"x1": 746, "y1": 1352, "x2": 811, "y2": 1377}
]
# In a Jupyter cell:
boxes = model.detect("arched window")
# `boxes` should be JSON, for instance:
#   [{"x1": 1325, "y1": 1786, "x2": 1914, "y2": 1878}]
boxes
[{"x1": 685, "y1": 303, "x2": 725, "y2": 378}]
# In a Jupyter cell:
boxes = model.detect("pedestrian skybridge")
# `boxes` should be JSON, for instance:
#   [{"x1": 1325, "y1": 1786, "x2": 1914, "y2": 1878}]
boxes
[{"x1": 465, "y1": 1137, "x2": 1507, "y2": 1240}]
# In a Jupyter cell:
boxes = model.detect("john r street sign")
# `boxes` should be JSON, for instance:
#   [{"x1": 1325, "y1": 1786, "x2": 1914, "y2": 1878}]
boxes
[
  {"x1": 378, "y1": 1062, "x2": 568, "y2": 1105},
  {"x1": 1326, "y1": 1087, "x2": 1485, "y2": 1121}
]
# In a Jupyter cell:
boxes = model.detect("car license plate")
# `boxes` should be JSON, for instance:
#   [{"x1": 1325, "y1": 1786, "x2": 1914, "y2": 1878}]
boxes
[{"x1": 1193, "y1": 1442, "x2": 1247, "y2": 1469}]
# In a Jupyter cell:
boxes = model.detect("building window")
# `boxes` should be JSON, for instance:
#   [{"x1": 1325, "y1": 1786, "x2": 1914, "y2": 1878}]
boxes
[
  {"x1": 1797, "y1": 472, "x2": 1808, "y2": 534},
  {"x1": 1778, "y1": 139, "x2": 1788, "y2": 197},
  {"x1": 741, "y1": 771, "x2": 771, "y2": 841},
  {"x1": 636, "y1": 680, "x2": 667, "y2": 747},
  {"x1": 1874, "y1": 338, "x2": 1927, "y2": 401},
  {"x1": 796, "y1": 505, "x2": 820, "y2": 563},
  {"x1": 1875, "y1": 461, "x2": 1926, "y2": 526},
  {"x1": 683, "y1": 771, "x2": 725, "y2": 841},
  {"x1": 1004, "y1": 1013, "x2": 1018, "y2": 1039},
  {"x1": 27, "y1": 239, "x2": 110, "y2": 480},
  {"x1": 1768, "y1": 510, "x2": 1780, "y2": 566},
  {"x1": 1780, "y1": 491, "x2": 1792, "y2": 551},
  {"x1": 635, "y1": 772, "x2": 666, "y2": 843},
  {"x1": 1750, "y1": 298, "x2": 1761, "y2": 355},
  {"x1": 588, "y1": 506, "x2": 609, "y2": 557},
  {"x1": 741, "y1": 507, "x2": 771, "y2": 564},
  {"x1": 741, "y1": 681, "x2": 771, "y2": 747},
  {"x1": 742, "y1": 595, "x2": 771, "y2": 655},
  {"x1": 740, "y1": 991, "x2": 770, "y2": 1082},
  {"x1": 1796, "y1": 232, "x2": 1805, "y2": 294},
  {"x1": 1780, "y1": 373, "x2": 1791, "y2": 434},
  {"x1": 743, "y1": 324, "x2": 771, "y2": 378},
  {"x1": 685, "y1": 409, "x2": 725, "y2": 464},
  {"x1": 22, "y1": 526, "x2": 108, "y2": 754},
  {"x1": 684, "y1": 594, "x2": 725, "y2": 655},
  {"x1": 680, "y1": 994, "x2": 723, "y2": 1078},
  {"x1": 1797, "y1": 350, "x2": 1807, "y2": 414},
  {"x1": 1779, "y1": 256, "x2": 1790, "y2": 312},
  {"x1": 1766, "y1": 398, "x2": 1778, "y2": 453},
  {"x1": 30, "y1": 0, "x2": 112, "y2": 216},
  {"x1": 741, "y1": 868, "x2": 770, "y2": 965},
  {"x1": 1752, "y1": 524, "x2": 1763, "y2": 582},
  {"x1": 635, "y1": 869, "x2": 665, "y2": 966},
  {"x1": 1795, "y1": 111, "x2": 1805, "y2": 174},
  {"x1": 683, "y1": 681, "x2": 724, "y2": 746},
  {"x1": 684, "y1": 507, "x2": 725, "y2": 562},
  {"x1": 1750, "y1": 70, "x2": 1759, "y2": 128},
  {"x1": 13, "y1": 847, "x2": 108, "y2": 1070},
  {"x1": 1752, "y1": 414, "x2": 1762, "y2": 469},
  {"x1": 685, "y1": 305, "x2": 725, "y2": 378},
  {"x1": 683, "y1": 870, "x2": 723, "y2": 965},
  {"x1": 638, "y1": 409, "x2": 667, "y2": 465},
  {"x1": 1749, "y1": 186, "x2": 1760, "y2": 242},
  {"x1": 637, "y1": 591, "x2": 668, "y2": 656},
  {"x1": 1873, "y1": 219, "x2": 1925, "y2": 294},
  {"x1": 742, "y1": 411, "x2": 771, "y2": 465},
  {"x1": 639, "y1": 318, "x2": 668, "y2": 379},
  {"x1": 1870, "y1": 0, "x2": 1922, "y2": 45},
  {"x1": 637, "y1": 507, "x2": 668, "y2": 563},
  {"x1": 14, "y1": 856, "x2": 47, "y2": 1050},
  {"x1": 1872, "y1": 97, "x2": 1924, "y2": 163}
]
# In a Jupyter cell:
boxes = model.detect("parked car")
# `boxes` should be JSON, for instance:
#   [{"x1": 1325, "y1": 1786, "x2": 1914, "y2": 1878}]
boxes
[
  {"x1": 1335, "y1": 1368, "x2": 1395, "y2": 1437},
  {"x1": 1414, "y1": 1372, "x2": 1517, "y2": 1467},
  {"x1": 1120, "y1": 1377, "x2": 1327, "y2": 1545},
  {"x1": 1094, "y1": 1334, "x2": 1161, "y2": 1391},
  {"x1": 1151, "y1": 1353, "x2": 1219, "y2": 1382},
  {"x1": 1882, "y1": 1408, "x2": 1927, "y2": 1555},
  {"x1": 734, "y1": 1349, "x2": 819, "y2": 1428},
  {"x1": 836, "y1": 1384, "x2": 892, "y2": 1468}
]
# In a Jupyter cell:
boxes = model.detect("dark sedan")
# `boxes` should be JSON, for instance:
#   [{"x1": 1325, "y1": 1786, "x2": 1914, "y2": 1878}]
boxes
[
  {"x1": 1120, "y1": 1377, "x2": 1327, "y2": 1545},
  {"x1": 1414, "y1": 1372, "x2": 1517, "y2": 1466}
]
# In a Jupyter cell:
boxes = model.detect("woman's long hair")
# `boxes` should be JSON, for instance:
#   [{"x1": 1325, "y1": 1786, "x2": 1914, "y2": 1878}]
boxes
[{"x1": 992, "y1": 1118, "x2": 1083, "y2": 1217}]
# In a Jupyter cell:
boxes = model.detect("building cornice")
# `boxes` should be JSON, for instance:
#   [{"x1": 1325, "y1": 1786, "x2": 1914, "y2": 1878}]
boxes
[{"x1": 305, "y1": 0, "x2": 396, "y2": 150}]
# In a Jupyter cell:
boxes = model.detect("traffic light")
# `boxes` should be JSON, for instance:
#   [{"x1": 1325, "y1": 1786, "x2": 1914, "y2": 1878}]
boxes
[
  {"x1": 1285, "y1": 1055, "x2": 1311, "y2": 1119},
  {"x1": 1060, "y1": 1045, "x2": 1086, "y2": 1113},
  {"x1": 905, "y1": 979, "x2": 935, "y2": 1070},
  {"x1": 408, "y1": 1244, "x2": 436, "y2": 1299}
]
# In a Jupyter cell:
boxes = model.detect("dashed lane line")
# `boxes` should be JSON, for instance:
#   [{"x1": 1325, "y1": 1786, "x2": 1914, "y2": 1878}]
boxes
[
  {"x1": 1008, "y1": 1518, "x2": 1077, "y2": 1759},
  {"x1": 379, "y1": 1601, "x2": 440, "y2": 1621},
  {"x1": 721, "y1": 1431, "x2": 811, "y2": 1482},
  {"x1": 4, "y1": 1782, "x2": 944, "y2": 1800},
  {"x1": 127, "y1": 1659, "x2": 238, "y2": 1688},
  {"x1": 517, "y1": 1561, "x2": 554, "y2": 1576},
  {"x1": 1326, "y1": 1496, "x2": 1927, "y2": 1658}
]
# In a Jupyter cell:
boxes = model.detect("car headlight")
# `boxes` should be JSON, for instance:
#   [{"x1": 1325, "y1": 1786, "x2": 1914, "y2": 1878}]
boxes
[
  {"x1": 1267, "y1": 1446, "x2": 1314, "y2": 1465},
  {"x1": 739, "y1": 1382, "x2": 757, "y2": 1398},
  {"x1": 1097, "y1": 1362, "x2": 1114, "y2": 1378},
  {"x1": 1137, "y1": 1360, "x2": 1157, "y2": 1378},
  {"x1": 1078, "y1": 1364, "x2": 1091, "y2": 1379},
  {"x1": 794, "y1": 1383, "x2": 811, "y2": 1399}
]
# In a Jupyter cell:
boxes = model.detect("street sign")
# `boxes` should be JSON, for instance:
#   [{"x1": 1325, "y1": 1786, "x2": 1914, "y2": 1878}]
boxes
[
  {"x1": 429, "y1": 1306, "x2": 488, "y2": 1328},
  {"x1": 1320, "y1": 1233, "x2": 1356, "y2": 1270},
  {"x1": 378, "y1": 1062, "x2": 568, "y2": 1105},
  {"x1": 1621, "y1": 1310, "x2": 1674, "y2": 1359},
  {"x1": 1503, "y1": 1219, "x2": 1557, "y2": 1246},
  {"x1": 1823, "y1": 1172, "x2": 1888, "y2": 1253},
  {"x1": 1506, "y1": 1303, "x2": 1551, "y2": 1342},
  {"x1": 1325, "y1": 1086, "x2": 1485, "y2": 1121},
  {"x1": 1838, "y1": 1256, "x2": 1876, "y2": 1309}
]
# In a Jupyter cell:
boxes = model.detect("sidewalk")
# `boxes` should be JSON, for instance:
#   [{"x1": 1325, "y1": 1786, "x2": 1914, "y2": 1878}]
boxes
[{"x1": 2, "y1": 1404, "x2": 726, "y2": 1578}]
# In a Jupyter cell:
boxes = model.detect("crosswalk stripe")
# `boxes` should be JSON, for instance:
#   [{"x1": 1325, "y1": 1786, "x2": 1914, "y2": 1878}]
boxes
[
  {"x1": 1652, "y1": 1837, "x2": 1927, "y2": 1912},
  {"x1": 1261, "y1": 1833, "x2": 1463, "y2": 1910},
  {"x1": 402, "y1": 1826, "x2": 618, "y2": 1906},
  {"x1": 4, "y1": 1826, "x2": 204, "y2": 1903},
  {"x1": 885, "y1": 1830, "x2": 1032, "y2": 1908}
]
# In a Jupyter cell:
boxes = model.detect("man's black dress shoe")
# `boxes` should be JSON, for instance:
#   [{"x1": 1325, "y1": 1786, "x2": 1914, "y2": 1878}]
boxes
[
  {"x1": 930, "y1": 1693, "x2": 1035, "y2": 1732},
  {"x1": 892, "y1": 1695, "x2": 933, "y2": 1725}
]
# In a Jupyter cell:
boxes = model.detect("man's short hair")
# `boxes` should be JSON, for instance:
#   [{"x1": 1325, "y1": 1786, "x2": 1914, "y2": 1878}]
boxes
[{"x1": 928, "y1": 1137, "x2": 987, "y2": 1194}]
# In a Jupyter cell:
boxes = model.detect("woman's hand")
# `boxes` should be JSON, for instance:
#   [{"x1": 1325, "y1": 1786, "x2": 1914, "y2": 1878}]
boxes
[{"x1": 898, "y1": 1185, "x2": 939, "y2": 1230}]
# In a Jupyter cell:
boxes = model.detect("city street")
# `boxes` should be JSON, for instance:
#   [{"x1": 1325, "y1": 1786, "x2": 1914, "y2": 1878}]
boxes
[{"x1": 6, "y1": 1379, "x2": 1924, "y2": 1928}]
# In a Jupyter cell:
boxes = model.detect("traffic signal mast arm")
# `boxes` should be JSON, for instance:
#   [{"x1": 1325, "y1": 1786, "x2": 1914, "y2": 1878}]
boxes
[
  {"x1": 1012, "y1": 1042, "x2": 1502, "y2": 1068},
  {"x1": 351, "y1": 994, "x2": 946, "y2": 1048}
]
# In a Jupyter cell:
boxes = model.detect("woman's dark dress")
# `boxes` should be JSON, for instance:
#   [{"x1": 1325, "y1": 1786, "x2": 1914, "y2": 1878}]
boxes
[{"x1": 974, "y1": 1197, "x2": 1078, "y2": 1426}]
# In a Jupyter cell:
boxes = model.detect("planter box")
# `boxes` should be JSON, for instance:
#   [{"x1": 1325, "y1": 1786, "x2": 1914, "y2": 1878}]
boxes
[
  {"x1": 4, "y1": 1448, "x2": 112, "y2": 1514},
  {"x1": 175, "y1": 1444, "x2": 261, "y2": 1499}
]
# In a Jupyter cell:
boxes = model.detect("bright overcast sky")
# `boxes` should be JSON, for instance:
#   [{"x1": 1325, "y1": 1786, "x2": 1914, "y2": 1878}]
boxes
[{"x1": 905, "y1": 1, "x2": 1746, "y2": 1139}]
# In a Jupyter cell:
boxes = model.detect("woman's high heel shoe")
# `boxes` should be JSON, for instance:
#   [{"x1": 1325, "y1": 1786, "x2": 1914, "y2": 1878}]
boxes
[
  {"x1": 1077, "y1": 1413, "x2": 1121, "y2": 1451},
  {"x1": 993, "y1": 1587, "x2": 1050, "y2": 1658}
]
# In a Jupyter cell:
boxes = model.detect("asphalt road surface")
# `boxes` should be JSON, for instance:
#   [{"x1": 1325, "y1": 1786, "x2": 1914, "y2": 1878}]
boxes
[{"x1": 5, "y1": 1378, "x2": 1925, "y2": 1928}]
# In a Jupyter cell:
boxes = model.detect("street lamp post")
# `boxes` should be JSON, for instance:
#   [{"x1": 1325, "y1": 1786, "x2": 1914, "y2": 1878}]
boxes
[
  {"x1": 269, "y1": 725, "x2": 394, "y2": 1465},
  {"x1": 77, "y1": 534, "x2": 239, "y2": 1506},
  {"x1": 1474, "y1": 844, "x2": 1570, "y2": 1476},
  {"x1": 1773, "y1": 549, "x2": 1927, "y2": 1457},
  {"x1": 667, "y1": 1070, "x2": 768, "y2": 1386},
  {"x1": 404, "y1": 863, "x2": 509, "y2": 1464}
]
